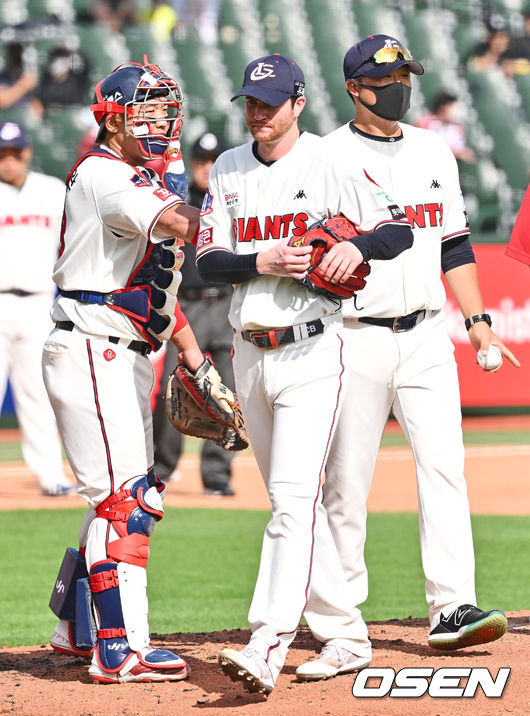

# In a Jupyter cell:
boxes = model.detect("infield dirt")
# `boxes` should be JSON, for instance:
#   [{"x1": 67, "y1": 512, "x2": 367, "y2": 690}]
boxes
[{"x1": 0, "y1": 416, "x2": 528, "y2": 714}]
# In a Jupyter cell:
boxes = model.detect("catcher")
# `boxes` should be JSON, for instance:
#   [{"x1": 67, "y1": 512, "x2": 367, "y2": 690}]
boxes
[{"x1": 44, "y1": 58, "x2": 243, "y2": 685}]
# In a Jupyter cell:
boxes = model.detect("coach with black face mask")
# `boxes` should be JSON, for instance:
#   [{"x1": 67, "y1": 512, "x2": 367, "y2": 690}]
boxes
[{"x1": 297, "y1": 34, "x2": 519, "y2": 682}]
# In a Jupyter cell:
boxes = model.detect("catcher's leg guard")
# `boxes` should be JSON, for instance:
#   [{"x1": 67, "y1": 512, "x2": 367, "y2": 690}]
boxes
[{"x1": 87, "y1": 474, "x2": 189, "y2": 683}]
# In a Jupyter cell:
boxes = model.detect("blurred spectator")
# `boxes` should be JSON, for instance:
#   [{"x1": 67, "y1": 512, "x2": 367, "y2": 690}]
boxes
[
  {"x1": 84, "y1": 0, "x2": 138, "y2": 33},
  {"x1": 152, "y1": 130, "x2": 236, "y2": 496},
  {"x1": 507, "y1": 9, "x2": 530, "y2": 59},
  {"x1": 173, "y1": 0, "x2": 220, "y2": 44},
  {"x1": 0, "y1": 121, "x2": 75, "y2": 496},
  {"x1": 34, "y1": 47, "x2": 91, "y2": 114},
  {"x1": 467, "y1": 15, "x2": 513, "y2": 75},
  {"x1": 415, "y1": 91, "x2": 476, "y2": 163},
  {"x1": 0, "y1": 42, "x2": 40, "y2": 116},
  {"x1": 502, "y1": 10, "x2": 530, "y2": 74},
  {"x1": 140, "y1": 0, "x2": 178, "y2": 42}
]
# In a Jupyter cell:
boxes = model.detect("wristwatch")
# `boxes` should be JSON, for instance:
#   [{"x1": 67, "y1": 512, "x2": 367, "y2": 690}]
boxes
[{"x1": 465, "y1": 313, "x2": 492, "y2": 331}]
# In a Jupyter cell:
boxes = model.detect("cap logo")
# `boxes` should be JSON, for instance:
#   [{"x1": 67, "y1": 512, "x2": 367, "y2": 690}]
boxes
[
  {"x1": 0, "y1": 122, "x2": 22, "y2": 141},
  {"x1": 250, "y1": 63, "x2": 276, "y2": 81},
  {"x1": 104, "y1": 91, "x2": 123, "y2": 102}
]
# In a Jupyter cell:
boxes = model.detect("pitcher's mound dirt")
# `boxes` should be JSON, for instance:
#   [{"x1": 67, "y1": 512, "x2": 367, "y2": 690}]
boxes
[{"x1": 1, "y1": 614, "x2": 528, "y2": 715}]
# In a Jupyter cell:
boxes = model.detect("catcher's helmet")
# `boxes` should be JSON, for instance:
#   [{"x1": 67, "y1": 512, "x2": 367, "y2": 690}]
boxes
[{"x1": 90, "y1": 57, "x2": 183, "y2": 158}]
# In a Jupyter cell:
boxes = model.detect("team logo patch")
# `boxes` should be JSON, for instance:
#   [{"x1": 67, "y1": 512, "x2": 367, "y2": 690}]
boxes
[
  {"x1": 224, "y1": 191, "x2": 239, "y2": 207},
  {"x1": 389, "y1": 204, "x2": 406, "y2": 220},
  {"x1": 250, "y1": 62, "x2": 276, "y2": 81},
  {"x1": 131, "y1": 173, "x2": 152, "y2": 188},
  {"x1": 103, "y1": 349, "x2": 116, "y2": 362},
  {"x1": 154, "y1": 187, "x2": 172, "y2": 201},
  {"x1": 197, "y1": 228, "x2": 213, "y2": 248}
]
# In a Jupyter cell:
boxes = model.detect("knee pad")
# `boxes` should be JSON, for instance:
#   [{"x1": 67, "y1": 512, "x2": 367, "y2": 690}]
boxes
[{"x1": 95, "y1": 473, "x2": 165, "y2": 568}]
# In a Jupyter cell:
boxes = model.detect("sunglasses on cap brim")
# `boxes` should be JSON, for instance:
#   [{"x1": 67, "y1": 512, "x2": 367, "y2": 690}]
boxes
[{"x1": 352, "y1": 45, "x2": 415, "y2": 75}]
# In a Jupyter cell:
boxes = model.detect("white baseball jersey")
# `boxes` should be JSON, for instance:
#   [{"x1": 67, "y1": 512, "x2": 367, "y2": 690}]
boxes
[
  {"x1": 323, "y1": 123, "x2": 469, "y2": 318},
  {"x1": 51, "y1": 145, "x2": 184, "y2": 339},
  {"x1": 0, "y1": 171, "x2": 65, "y2": 294},
  {"x1": 197, "y1": 131, "x2": 407, "y2": 331},
  {"x1": 0, "y1": 170, "x2": 71, "y2": 493}
]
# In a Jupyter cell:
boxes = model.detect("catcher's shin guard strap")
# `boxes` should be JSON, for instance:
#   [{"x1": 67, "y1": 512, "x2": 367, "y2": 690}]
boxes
[
  {"x1": 107, "y1": 533, "x2": 150, "y2": 568},
  {"x1": 75, "y1": 577, "x2": 98, "y2": 648}
]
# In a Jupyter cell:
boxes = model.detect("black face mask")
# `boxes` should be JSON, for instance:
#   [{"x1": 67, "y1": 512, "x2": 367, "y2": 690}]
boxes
[{"x1": 357, "y1": 81, "x2": 411, "y2": 121}]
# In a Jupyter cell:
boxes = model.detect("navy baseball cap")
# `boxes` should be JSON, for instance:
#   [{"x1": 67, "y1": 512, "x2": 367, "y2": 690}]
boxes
[
  {"x1": 191, "y1": 131, "x2": 226, "y2": 160},
  {"x1": 0, "y1": 121, "x2": 31, "y2": 150},
  {"x1": 343, "y1": 35, "x2": 424, "y2": 80},
  {"x1": 231, "y1": 54, "x2": 305, "y2": 106}
]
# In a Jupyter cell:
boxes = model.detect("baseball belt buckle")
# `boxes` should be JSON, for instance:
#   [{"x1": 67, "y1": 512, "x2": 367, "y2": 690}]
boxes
[
  {"x1": 392, "y1": 315, "x2": 409, "y2": 332},
  {"x1": 392, "y1": 309, "x2": 426, "y2": 332}
]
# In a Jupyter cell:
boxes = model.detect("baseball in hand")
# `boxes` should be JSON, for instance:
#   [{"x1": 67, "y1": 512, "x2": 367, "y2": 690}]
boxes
[{"x1": 477, "y1": 345, "x2": 503, "y2": 371}]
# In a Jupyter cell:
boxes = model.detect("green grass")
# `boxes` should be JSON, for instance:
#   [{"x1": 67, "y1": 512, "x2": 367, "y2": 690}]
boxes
[{"x1": 0, "y1": 508, "x2": 527, "y2": 647}]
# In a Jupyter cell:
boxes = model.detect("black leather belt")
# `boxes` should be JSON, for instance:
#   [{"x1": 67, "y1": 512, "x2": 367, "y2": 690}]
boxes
[
  {"x1": 0, "y1": 289, "x2": 33, "y2": 297},
  {"x1": 179, "y1": 286, "x2": 231, "y2": 302},
  {"x1": 55, "y1": 321, "x2": 152, "y2": 356},
  {"x1": 359, "y1": 309, "x2": 426, "y2": 332},
  {"x1": 240, "y1": 318, "x2": 324, "y2": 348}
]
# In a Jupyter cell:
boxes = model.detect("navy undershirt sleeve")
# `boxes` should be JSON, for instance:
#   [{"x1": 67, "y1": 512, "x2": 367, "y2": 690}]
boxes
[
  {"x1": 441, "y1": 234, "x2": 475, "y2": 273},
  {"x1": 349, "y1": 223, "x2": 414, "y2": 261},
  {"x1": 197, "y1": 250, "x2": 260, "y2": 284}
]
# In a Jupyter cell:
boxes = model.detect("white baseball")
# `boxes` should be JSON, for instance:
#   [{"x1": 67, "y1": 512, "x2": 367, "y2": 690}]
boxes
[{"x1": 477, "y1": 345, "x2": 503, "y2": 371}]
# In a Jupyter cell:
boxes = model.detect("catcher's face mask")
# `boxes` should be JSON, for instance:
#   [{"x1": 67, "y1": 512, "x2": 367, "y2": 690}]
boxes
[{"x1": 91, "y1": 57, "x2": 184, "y2": 159}]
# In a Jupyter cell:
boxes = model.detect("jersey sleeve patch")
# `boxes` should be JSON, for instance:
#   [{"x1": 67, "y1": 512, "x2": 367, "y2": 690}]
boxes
[
  {"x1": 388, "y1": 204, "x2": 406, "y2": 221},
  {"x1": 153, "y1": 186, "x2": 173, "y2": 201},
  {"x1": 197, "y1": 227, "x2": 213, "y2": 249}
]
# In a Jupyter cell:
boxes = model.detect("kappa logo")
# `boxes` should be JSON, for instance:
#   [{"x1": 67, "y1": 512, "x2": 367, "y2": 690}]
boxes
[
  {"x1": 290, "y1": 237, "x2": 305, "y2": 248},
  {"x1": 55, "y1": 580, "x2": 65, "y2": 595},
  {"x1": 431, "y1": 179, "x2": 441, "y2": 188},
  {"x1": 103, "y1": 349, "x2": 116, "y2": 362},
  {"x1": 250, "y1": 62, "x2": 276, "y2": 81},
  {"x1": 293, "y1": 189, "x2": 307, "y2": 199}
]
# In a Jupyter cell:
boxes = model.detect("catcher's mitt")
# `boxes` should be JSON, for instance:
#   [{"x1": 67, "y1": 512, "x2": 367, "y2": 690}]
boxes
[
  {"x1": 288, "y1": 215, "x2": 371, "y2": 299},
  {"x1": 165, "y1": 357, "x2": 249, "y2": 451}
]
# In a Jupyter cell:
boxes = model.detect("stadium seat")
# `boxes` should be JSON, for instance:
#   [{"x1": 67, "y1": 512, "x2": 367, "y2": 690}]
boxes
[
  {"x1": 466, "y1": 66, "x2": 530, "y2": 192},
  {"x1": 31, "y1": 122, "x2": 73, "y2": 180},
  {"x1": 0, "y1": 0, "x2": 28, "y2": 25},
  {"x1": 256, "y1": 0, "x2": 336, "y2": 135},
  {"x1": 77, "y1": 23, "x2": 128, "y2": 83},
  {"x1": 218, "y1": 0, "x2": 266, "y2": 90},
  {"x1": 459, "y1": 157, "x2": 512, "y2": 233},
  {"x1": 401, "y1": 8, "x2": 464, "y2": 109},
  {"x1": 305, "y1": 0, "x2": 359, "y2": 126},
  {"x1": 513, "y1": 71, "x2": 530, "y2": 123},
  {"x1": 351, "y1": 0, "x2": 404, "y2": 39}
]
